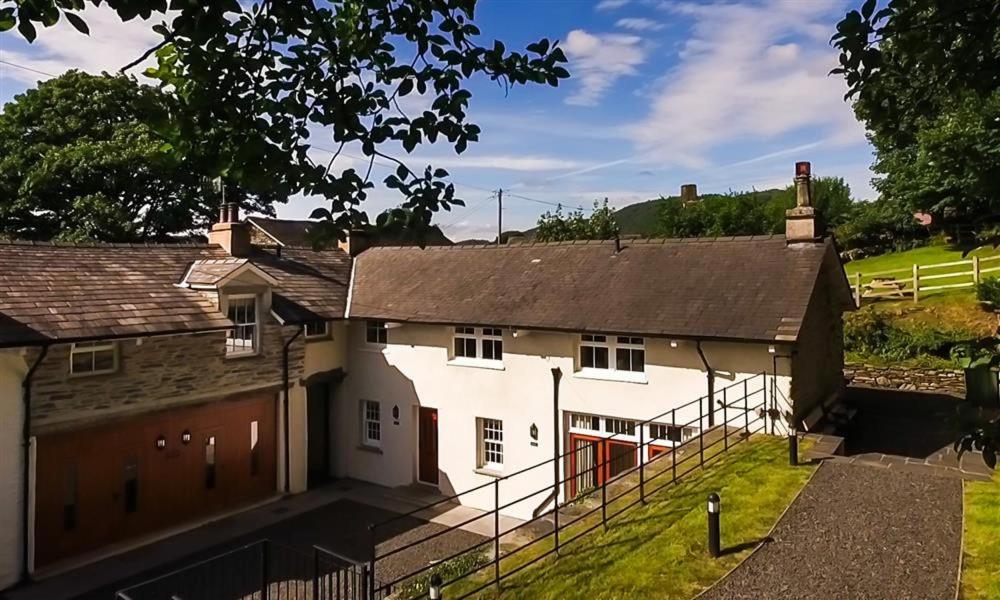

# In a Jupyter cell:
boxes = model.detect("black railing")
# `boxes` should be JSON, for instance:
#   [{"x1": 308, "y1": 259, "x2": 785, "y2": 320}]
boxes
[
  {"x1": 116, "y1": 539, "x2": 384, "y2": 600},
  {"x1": 367, "y1": 373, "x2": 775, "y2": 599}
]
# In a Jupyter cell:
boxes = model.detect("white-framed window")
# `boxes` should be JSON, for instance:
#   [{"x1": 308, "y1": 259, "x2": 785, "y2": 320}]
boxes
[
  {"x1": 362, "y1": 400, "x2": 381, "y2": 447},
  {"x1": 481, "y1": 328, "x2": 503, "y2": 361},
  {"x1": 366, "y1": 320, "x2": 387, "y2": 345},
  {"x1": 69, "y1": 340, "x2": 117, "y2": 375},
  {"x1": 454, "y1": 326, "x2": 477, "y2": 358},
  {"x1": 579, "y1": 334, "x2": 609, "y2": 369},
  {"x1": 477, "y1": 418, "x2": 504, "y2": 471},
  {"x1": 604, "y1": 418, "x2": 636, "y2": 436},
  {"x1": 578, "y1": 334, "x2": 645, "y2": 379},
  {"x1": 305, "y1": 321, "x2": 328, "y2": 339},
  {"x1": 615, "y1": 337, "x2": 645, "y2": 372},
  {"x1": 649, "y1": 423, "x2": 696, "y2": 443},
  {"x1": 226, "y1": 295, "x2": 258, "y2": 355},
  {"x1": 450, "y1": 326, "x2": 503, "y2": 365}
]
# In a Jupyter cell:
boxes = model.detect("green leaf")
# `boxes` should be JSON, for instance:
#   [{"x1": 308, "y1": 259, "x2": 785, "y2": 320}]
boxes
[
  {"x1": 64, "y1": 11, "x2": 89, "y2": 35},
  {"x1": 17, "y1": 18, "x2": 36, "y2": 43},
  {"x1": 0, "y1": 8, "x2": 15, "y2": 32}
]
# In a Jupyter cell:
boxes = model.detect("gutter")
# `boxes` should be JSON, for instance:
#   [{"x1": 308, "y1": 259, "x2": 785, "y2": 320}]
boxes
[
  {"x1": 282, "y1": 326, "x2": 304, "y2": 494},
  {"x1": 20, "y1": 344, "x2": 49, "y2": 584},
  {"x1": 695, "y1": 341, "x2": 716, "y2": 428}
]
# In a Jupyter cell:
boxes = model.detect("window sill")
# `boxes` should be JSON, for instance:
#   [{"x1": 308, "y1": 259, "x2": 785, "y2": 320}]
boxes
[
  {"x1": 474, "y1": 467, "x2": 504, "y2": 478},
  {"x1": 357, "y1": 444, "x2": 383, "y2": 455},
  {"x1": 448, "y1": 357, "x2": 505, "y2": 371},
  {"x1": 574, "y1": 368, "x2": 647, "y2": 384},
  {"x1": 359, "y1": 344, "x2": 387, "y2": 353},
  {"x1": 225, "y1": 350, "x2": 260, "y2": 360}
]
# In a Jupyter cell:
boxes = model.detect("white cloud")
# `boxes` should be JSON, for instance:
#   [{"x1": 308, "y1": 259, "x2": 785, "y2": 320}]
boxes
[
  {"x1": 0, "y1": 5, "x2": 164, "y2": 85},
  {"x1": 626, "y1": 0, "x2": 866, "y2": 167},
  {"x1": 416, "y1": 154, "x2": 589, "y2": 172},
  {"x1": 596, "y1": 0, "x2": 632, "y2": 11},
  {"x1": 563, "y1": 30, "x2": 648, "y2": 107},
  {"x1": 616, "y1": 17, "x2": 666, "y2": 32}
]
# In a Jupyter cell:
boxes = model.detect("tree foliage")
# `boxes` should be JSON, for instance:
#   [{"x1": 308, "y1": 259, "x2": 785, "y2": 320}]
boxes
[
  {"x1": 832, "y1": 0, "x2": 1000, "y2": 222},
  {"x1": 655, "y1": 177, "x2": 856, "y2": 239},
  {"x1": 535, "y1": 199, "x2": 619, "y2": 243},
  {"x1": 0, "y1": 70, "x2": 280, "y2": 242},
  {"x1": 1, "y1": 1, "x2": 569, "y2": 244}
]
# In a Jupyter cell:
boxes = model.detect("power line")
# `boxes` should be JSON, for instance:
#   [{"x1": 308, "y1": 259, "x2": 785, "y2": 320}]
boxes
[{"x1": 0, "y1": 59, "x2": 58, "y2": 79}]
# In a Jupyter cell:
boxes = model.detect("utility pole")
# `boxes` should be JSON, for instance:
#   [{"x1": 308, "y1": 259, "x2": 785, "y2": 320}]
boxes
[{"x1": 496, "y1": 188, "x2": 503, "y2": 245}]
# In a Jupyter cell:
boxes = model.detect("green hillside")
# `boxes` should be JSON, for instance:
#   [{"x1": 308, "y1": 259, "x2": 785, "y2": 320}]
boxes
[{"x1": 612, "y1": 188, "x2": 786, "y2": 237}]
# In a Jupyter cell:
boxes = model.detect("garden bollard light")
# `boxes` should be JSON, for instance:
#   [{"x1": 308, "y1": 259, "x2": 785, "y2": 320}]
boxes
[
  {"x1": 789, "y1": 427, "x2": 799, "y2": 466},
  {"x1": 707, "y1": 493, "x2": 721, "y2": 558},
  {"x1": 429, "y1": 573, "x2": 443, "y2": 600}
]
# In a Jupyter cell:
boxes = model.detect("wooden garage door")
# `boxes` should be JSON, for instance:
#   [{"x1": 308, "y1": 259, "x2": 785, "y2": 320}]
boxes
[{"x1": 34, "y1": 394, "x2": 276, "y2": 568}]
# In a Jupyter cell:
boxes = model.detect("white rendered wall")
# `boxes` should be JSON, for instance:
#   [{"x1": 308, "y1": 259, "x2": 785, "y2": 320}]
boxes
[
  {"x1": 0, "y1": 351, "x2": 28, "y2": 589},
  {"x1": 337, "y1": 323, "x2": 792, "y2": 520}
]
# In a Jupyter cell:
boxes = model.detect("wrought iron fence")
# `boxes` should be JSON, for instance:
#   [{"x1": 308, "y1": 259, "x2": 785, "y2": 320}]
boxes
[
  {"x1": 116, "y1": 539, "x2": 383, "y2": 600},
  {"x1": 366, "y1": 373, "x2": 775, "y2": 599}
]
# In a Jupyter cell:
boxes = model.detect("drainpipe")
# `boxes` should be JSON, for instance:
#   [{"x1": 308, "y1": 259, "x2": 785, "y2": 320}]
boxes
[
  {"x1": 282, "y1": 326, "x2": 304, "y2": 494},
  {"x1": 695, "y1": 341, "x2": 715, "y2": 428},
  {"x1": 551, "y1": 367, "x2": 562, "y2": 554},
  {"x1": 20, "y1": 344, "x2": 49, "y2": 583}
]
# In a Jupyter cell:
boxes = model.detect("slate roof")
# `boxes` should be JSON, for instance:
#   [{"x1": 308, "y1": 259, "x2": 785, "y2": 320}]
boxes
[
  {"x1": 182, "y1": 258, "x2": 249, "y2": 287},
  {"x1": 0, "y1": 241, "x2": 351, "y2": 347},
  {"x1": 246, "y1": 217, "x2": 313, "y2": 247},
  {"x1": 349, "y1": 236, "x2": 846, "y2": 344}
]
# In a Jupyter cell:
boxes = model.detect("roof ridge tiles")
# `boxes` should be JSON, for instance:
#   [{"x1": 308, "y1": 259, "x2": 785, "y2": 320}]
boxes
[
  {"x1": 0, "y1": 239, "x2": 216, "y2": 249},
  {"x1": 367, "y1": 234, "x2": 789, "y2": 251}
]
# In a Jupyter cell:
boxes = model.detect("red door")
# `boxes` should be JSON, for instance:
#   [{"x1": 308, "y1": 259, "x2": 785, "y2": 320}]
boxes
[
  {"x1": 418, "y1": 408, "x2": 439, "y2": 485},
  {"x1": 35, "y1": 394, "x2": 276, "y2": 567},
  {"x1": 568, "y1": 434, "x2": 638, "y2": 498}
]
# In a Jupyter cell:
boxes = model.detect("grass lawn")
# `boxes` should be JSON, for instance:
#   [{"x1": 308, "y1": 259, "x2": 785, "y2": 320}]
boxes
[
  {"x1": 442, "y1": 437, "x2": 814, "y2": 600},
  {"x1": 962, "y1": 473, "x2": 1000, "y2": 599},
  {"x1": 845, "y1": 244, "x2": 1000, "y2": 278}
]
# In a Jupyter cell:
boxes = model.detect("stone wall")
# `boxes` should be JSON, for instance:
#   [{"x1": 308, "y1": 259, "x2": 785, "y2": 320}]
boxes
[
  {"x1": 844, "y1": 363, "x2": 966, "y2": 396},
  {"x1": 27, "y1": 318, "x2": 306, "y2": 434}
]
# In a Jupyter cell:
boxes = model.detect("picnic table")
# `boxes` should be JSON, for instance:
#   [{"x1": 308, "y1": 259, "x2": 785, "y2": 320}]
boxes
[{"x1": 862, "y1": 277, "x2": 908, "y2": 298}]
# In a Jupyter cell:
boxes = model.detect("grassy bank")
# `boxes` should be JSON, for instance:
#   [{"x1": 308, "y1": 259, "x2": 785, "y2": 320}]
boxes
[
  {"x1": 442, "y1": 437, "x2": 813, "y2": 600},
  {"x1": 962, "y1": 473, "x2": 1000, "y2": 599}
]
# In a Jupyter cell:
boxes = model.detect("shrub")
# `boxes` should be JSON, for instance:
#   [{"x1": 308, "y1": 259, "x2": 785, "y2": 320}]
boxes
[
  {"x1": 845, "y1": 307, "x2": 979, "y2": 363},
  {"x1": 976, "y1": 277, "x2": 1000, "y2": 307}
]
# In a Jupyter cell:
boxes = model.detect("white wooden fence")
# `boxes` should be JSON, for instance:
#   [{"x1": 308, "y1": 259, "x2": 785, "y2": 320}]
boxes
[{"x1": 851, "y1": 254, "x2": 1000, "y2": 305}]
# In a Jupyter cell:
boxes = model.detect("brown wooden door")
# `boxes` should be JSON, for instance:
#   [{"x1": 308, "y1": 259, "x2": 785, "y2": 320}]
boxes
[
  {"x1": 35, "y1": 393, "x2": 277, "y2": 567},
  {"x1": 418, "y1": 407, "x2": 438, "y2": 485}
]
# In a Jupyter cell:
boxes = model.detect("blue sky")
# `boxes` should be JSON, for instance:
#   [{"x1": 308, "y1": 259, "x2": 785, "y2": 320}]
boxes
[{"x1": 0, "y1": 0, "x2": 874, "y2": 241}]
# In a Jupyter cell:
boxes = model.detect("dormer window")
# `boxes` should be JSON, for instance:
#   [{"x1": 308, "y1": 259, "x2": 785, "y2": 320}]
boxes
[{"x1": 226, "y1": 295, "x2": 259, "y2": 356}]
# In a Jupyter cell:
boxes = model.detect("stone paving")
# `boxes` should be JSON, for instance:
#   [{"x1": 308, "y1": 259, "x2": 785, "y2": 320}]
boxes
[{"x1": 700, "y1": 460, "x2": 963, "y2": 600}]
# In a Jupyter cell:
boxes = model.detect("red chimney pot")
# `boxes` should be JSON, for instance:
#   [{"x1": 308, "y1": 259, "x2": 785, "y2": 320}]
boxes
[{"x1": 795, "y1": 161, "x2": 811, "y2": 177}]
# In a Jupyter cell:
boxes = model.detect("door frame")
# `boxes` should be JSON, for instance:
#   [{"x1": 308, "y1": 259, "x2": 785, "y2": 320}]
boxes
[
  {"x1": 417, "y1": 407, "x2": 439, "y2": 486},
  {"x1": 568, "y1": 433, "x2": 603, "y2": 498}
]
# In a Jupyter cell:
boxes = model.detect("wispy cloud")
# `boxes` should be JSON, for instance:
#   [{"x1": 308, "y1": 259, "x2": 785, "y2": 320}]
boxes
[
  {"x1": 563, "y1": 30, "x2": 648, "y2": 106},
  {"x1": 596, "y1": 0, "x2": 632, "y2": 11},
  {"x1": 624, "y1": 0, "x2": 865, "y2": 167},
  {"x1": 0, "y1": 5, "x2": 163, "y2": 85},
  {"x1": 422, "y1": 154, "x2": 590, "y2": 172},
  {"x1": 616, "y1": 17, "x2": 666, "y2": 32}
]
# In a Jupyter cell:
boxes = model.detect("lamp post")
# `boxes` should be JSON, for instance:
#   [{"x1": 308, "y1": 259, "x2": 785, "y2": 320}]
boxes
[
  {"x1": 707, "y1": 493, "x2": 721, "y2": 558},
  {"x1": 789, "y1": 425, "x2": 799, "y2": 466},
  {"x1": 429, "y1": 573, "x2": 443, "y2": 600}
]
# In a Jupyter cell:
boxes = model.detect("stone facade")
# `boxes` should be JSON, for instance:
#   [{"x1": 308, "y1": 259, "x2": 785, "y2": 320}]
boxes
[
  {"x1": 27, "y1": 318, "x2": 305, "y2": 434},
  {"x1": 844, "y1": 363, "x2": 966, "y2": 396}
]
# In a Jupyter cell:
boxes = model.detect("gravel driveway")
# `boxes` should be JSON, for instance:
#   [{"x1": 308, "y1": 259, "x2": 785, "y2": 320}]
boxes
[{"x1": 701, "y1": 460, "x2": 962, "y2": 600}]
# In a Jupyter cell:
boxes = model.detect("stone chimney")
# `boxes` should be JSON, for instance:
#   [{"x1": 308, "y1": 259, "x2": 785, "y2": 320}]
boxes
[
  {"x1": 785, "y1": 161, "x2": 820, "y2": 243},
  {"x1": 208, "y1": 202, "x2": 251, "y2": 257},
  {"x1": 680, "y1": 183, "x2": 698, "y2": 205},
  {"x1": 336, "y1": 230, "x2": 374, "y2": 257}
]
